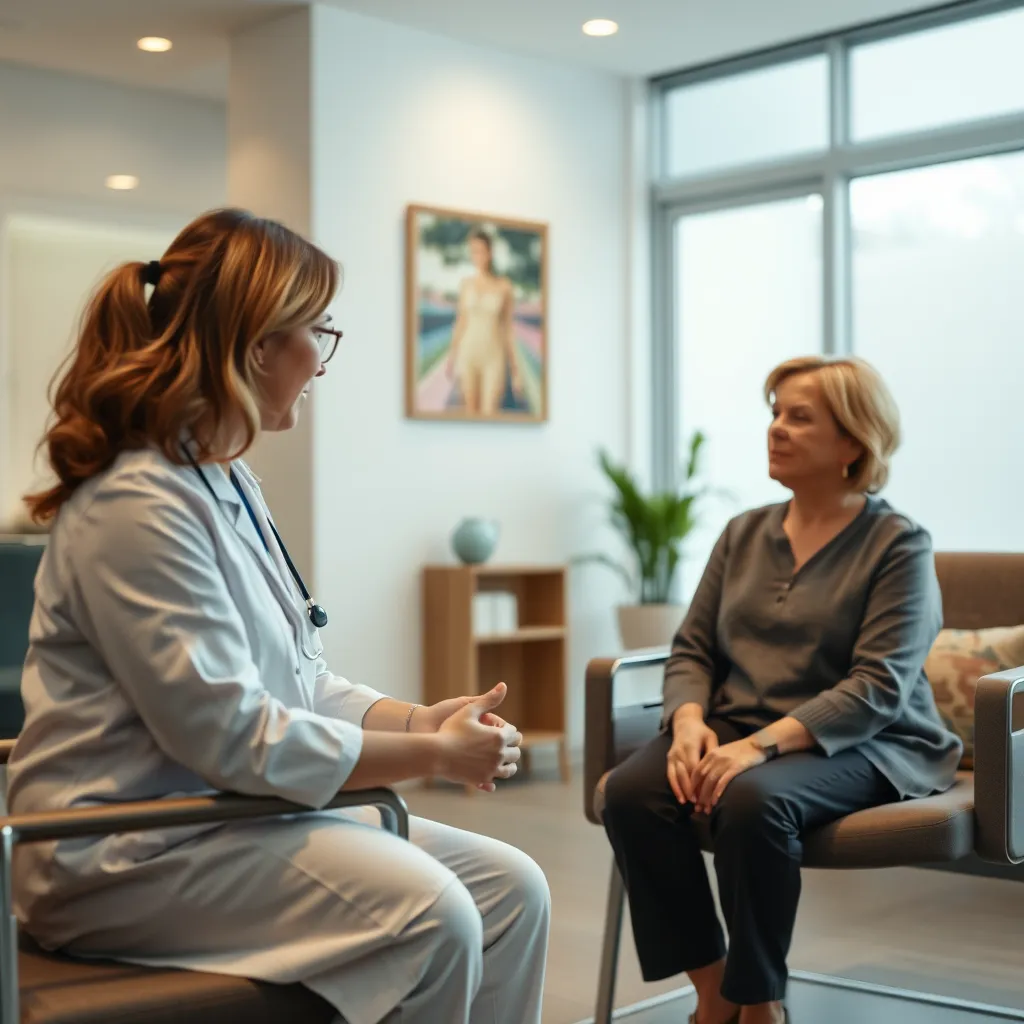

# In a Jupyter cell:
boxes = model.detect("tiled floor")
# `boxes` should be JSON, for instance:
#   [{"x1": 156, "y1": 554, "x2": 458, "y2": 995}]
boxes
[
  {"x1": 583, "y1": 977, "x2": 1024, "y2": 1024},
  {"x1": 402, "y1": 763, "x2": 1024, "y2": 1024}
]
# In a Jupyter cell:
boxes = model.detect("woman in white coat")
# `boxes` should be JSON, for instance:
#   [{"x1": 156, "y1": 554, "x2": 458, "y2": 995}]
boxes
[{"x1": 6, "y1": 208, "x2": 550, "y2": 1024}]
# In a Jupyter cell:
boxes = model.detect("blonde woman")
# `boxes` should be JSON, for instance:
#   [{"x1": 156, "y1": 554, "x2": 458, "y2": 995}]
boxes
[
  {"x1": 7, "y1": 209, "x2": 550, "y2": 1024},
  {"x1": 601, "y1": 356, "x2": 961, "y2": 1024},
  {"x1": 446, "y1": 228, "x2": 522, "y2": 414}
]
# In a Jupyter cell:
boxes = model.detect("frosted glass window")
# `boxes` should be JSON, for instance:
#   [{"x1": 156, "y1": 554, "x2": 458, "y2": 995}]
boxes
[
  {"x1": 676, "y1": 195, "x2": 823, "y2": 600},
  {"x1": 852, "y1": 8, "x2": 1024, "y2": 140},
  {"x1": 851, "y1": 153, "x2": 1024, "y2": 550},
  {"x1": 664, "y1": 56, "x2": 828, "y2": 179}
]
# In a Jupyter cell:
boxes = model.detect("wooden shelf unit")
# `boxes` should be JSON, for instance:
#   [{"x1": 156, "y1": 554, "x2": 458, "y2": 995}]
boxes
[{"x1": 422, "y1": 564, "x2": 570, "y2": 788}]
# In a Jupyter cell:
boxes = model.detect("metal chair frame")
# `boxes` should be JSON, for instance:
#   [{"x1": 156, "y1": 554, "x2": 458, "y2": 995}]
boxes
[{"x1": 0, "y1": 738, "x2": 409, "y2": 1024}]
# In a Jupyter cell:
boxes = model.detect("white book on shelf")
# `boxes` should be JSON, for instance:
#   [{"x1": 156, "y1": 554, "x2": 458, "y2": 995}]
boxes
[
  {"x1": 471, "y1": 592, "x2": 520, "y2": 635},
  {"x1": 490, "y1": 591, "x2": 519, "y2": 633}
]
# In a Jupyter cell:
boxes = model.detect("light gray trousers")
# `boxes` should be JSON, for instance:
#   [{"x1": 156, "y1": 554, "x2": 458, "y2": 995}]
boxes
[
  {"x1": 28, "y1": 803, "x2": 551, "y2": 1024},
  {"x1": 319, "y1": 808, "x2": 551, "y2": 1024}
]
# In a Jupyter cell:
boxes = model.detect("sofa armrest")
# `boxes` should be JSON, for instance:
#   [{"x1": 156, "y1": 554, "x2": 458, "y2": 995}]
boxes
[
  {"x1": 584, "y1": 649, "x2": 669, "y2": 825},
  {"x1": 973, "y1": 666, "x2": 1024, "y2": 865}
]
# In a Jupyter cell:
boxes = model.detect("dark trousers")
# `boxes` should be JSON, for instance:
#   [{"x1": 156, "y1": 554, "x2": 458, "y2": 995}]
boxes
[{"x1": 601, "y1": 718, "x2": 897, "y2": 1005}]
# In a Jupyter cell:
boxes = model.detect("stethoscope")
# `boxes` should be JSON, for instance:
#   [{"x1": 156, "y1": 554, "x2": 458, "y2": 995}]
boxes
[{"x1": 183, "y1": 446, "x2": 328, "y2": 652}]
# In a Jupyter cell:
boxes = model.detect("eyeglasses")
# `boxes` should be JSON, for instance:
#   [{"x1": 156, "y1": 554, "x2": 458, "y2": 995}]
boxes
[{"x1": 313, "y1": 322, "x2": 344, "y2": 364}]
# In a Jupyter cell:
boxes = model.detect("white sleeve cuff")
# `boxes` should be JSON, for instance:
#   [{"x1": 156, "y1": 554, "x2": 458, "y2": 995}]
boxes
[{"x1": 314, "y1": 671, "x2": 389, "y2": 726}]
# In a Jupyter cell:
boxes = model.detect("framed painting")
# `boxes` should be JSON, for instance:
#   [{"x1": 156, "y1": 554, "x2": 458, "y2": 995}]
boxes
[{"x1": 405, "y1": 204, "x2": 548, "y2": 423}]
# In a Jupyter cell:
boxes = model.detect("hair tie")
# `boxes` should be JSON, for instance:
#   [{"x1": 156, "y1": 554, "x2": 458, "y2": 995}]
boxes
[{"x1": 142, "y1": 260, "x2": 163, "y2": 287}]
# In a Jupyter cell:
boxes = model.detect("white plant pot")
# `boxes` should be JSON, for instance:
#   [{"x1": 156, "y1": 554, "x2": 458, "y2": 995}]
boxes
[{"x1": 616, "y1": 603, "x2": 686, "y2": 651}]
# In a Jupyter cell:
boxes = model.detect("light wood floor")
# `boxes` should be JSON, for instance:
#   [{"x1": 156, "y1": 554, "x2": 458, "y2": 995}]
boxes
[{"x1": 403, "y1": 763, "x2": 1024, "y2": 1024}]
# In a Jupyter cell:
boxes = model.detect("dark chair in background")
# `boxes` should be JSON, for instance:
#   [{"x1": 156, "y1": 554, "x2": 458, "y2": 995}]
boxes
[{"x1": 0, "y1": 538, "x2": 45, "y2": 739}]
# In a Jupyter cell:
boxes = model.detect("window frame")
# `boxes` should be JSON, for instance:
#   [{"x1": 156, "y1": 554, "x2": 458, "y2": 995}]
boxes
[{"x1": 651, "y1": 0, "x2": 1024, "y2": 490}]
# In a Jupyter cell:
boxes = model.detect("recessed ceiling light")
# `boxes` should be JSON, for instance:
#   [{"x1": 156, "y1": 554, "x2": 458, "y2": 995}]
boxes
[
  {"x1": 106, "y1": 174, "x2": 140, "y2": 191},
  {"x1": 583, "y1": 19, "x2": 619, "y2": 37},
  {"x1": 137, "y1": 36, "x2": 172, "y2": 52}
]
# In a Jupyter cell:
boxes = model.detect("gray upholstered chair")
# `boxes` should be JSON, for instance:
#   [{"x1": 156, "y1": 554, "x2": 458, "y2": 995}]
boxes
[
  {"x1": 584, "y1": 552, "x2": 1024, "y2": 1023},
  {"x1": 0, "y1": 738, "x2": 408, "y2": 1024}
]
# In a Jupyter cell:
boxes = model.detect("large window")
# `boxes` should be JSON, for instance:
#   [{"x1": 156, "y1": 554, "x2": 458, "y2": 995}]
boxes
[
  {"x1": 663, "y1": 56, "x2": 829, "y2": 179},
  {"x1": 654, "y1": 1, "x2": 1024, "y2": 596},
  {"x1": 676, "y1": 196, "x2": 823, "y2": 591},
  {"x1": 851, "y1": 151, "x2": 1024, "y2": 548},
  {"x1": 850, "y1": 6, "x2": 1024, "y2": 140}
]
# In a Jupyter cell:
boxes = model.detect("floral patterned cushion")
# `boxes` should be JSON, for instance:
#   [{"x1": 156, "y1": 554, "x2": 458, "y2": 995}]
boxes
[{"x1": 924, "y1": 625, "x2": 1024, "y2": 769}]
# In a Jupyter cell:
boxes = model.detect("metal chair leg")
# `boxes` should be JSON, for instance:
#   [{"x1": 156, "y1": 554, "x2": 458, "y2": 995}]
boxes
[
  {"x1": 0, "y1": 825, "x2": 19, "y2": 1024},
  {"x1": 595, "y1": 860, "x2": 625, "y2": 1024},
  {"x1": 374, "y1": 790, "x2": 410, "y2": 840}
]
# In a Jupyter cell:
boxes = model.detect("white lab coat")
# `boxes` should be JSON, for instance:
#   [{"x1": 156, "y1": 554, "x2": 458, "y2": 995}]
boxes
[{"x1": 6, "y1": 447, "x2": 549, "y2": 1024}]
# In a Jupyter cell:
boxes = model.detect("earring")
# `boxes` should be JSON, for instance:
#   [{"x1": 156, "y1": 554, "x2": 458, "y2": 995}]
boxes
[{"x1": 841, "y1": 464, "x2": 850, "y2": 479}]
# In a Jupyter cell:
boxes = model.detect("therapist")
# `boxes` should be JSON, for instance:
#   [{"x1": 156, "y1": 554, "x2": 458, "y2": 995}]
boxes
[{"x1": 6, "y1": 207, "x2": 550, "y2": 1024}]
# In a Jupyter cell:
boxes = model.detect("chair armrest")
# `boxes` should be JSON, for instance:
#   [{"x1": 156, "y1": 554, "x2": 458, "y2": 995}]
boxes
[
  {"x1": 0, "y1": 738, "x2": 408, "y2": 840},
  {"x1": 973, "y1": 666, "x2": 1024, "y2": 865},
  {"x1": 1, "y1": 787, "x2": 410, "y2": 844},
  {"x1": 584, "y1": 649, "x2": 669, "y2": 825}
]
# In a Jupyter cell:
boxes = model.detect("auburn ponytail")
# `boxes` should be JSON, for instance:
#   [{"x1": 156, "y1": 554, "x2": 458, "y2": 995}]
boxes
[{"x1": 25, "y1": 208, "x2": 338, "y2": 523}]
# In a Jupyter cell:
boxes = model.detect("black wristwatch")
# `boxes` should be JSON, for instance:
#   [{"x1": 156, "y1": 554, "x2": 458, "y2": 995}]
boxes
[{"x1": 754, "y1": 738, "x2": 780, "y2": 761}]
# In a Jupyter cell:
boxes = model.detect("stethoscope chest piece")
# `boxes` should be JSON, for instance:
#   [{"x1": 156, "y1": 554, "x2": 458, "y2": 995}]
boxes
[{"x1": 308, "y1": 602, "x2": 328, "y2": 629}]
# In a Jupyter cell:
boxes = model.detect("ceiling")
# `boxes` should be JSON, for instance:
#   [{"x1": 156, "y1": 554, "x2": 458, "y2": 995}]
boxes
[
  {"x1": 0, "y1": 0, "x2": 300, "y2": 99},
  {"x1": 331, "y1": 0, "x2": 944, "y2": 77},
  {"x1": 0, "y1": 0, "x2": 944, "y2": 101}
]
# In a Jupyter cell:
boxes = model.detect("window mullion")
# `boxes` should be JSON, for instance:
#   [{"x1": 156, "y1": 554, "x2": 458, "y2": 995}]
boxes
[{"x1": 824, "y1": 37, "x2": 852, "y2": 356}]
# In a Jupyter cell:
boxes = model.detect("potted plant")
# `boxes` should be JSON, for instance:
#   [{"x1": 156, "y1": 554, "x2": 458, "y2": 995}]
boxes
[{"x1": 576, "y1": 431, "x2": 718, "y2": 650}]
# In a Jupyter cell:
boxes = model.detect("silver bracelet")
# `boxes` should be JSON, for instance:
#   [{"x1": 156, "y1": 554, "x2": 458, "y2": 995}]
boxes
[{"x1": 405, "y1": 703, "x2": 421, "y2": 732}]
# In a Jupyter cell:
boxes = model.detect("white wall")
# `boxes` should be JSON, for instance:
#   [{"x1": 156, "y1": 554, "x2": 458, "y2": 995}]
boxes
[
  {"x1": 228, "y1": 8, "x2": 316, "y2": 579},
  {"x1": 0, "y1": 61, "x2": 227, "y2": 525},
  {"x1": 308, "y1": 6, "x2": 631, "y2": 749}
]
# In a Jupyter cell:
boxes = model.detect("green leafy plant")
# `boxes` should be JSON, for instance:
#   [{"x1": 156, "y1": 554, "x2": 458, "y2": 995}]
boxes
[{"x1": 576, "y1": 431, "x2": 717, "y2": 605}]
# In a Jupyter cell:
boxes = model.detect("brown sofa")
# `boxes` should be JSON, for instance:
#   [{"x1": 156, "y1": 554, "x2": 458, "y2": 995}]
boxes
[
  {"x1": 0, "y1": 753, "x2": 409, "y2": 1024},
  {"x1": 584, "y1": 552, "x2": 1024, "y2": 1023}
]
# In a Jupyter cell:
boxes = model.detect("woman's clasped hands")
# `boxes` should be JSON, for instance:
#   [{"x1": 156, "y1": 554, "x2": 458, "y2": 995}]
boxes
[{"x1": 667, "y1": 708, "x2": 767, "y2": 814}]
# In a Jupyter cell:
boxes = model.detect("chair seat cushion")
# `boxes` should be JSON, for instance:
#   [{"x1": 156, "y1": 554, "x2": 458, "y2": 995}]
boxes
[
  {"x1": 19, "y1": 933, "x2": 335, "y2": 1024},
  {"x1": 593, "y1": 770, "x2": 975, "y2": 869}
]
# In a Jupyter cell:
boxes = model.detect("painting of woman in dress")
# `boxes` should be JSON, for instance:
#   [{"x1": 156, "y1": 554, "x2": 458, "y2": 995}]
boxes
[{"x1": 405, "y1": 205, "x2": 547, "y2": 423}]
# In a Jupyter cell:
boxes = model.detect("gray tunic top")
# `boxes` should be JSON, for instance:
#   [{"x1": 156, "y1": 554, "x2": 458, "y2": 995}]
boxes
[{"x1": 663, "y1": 496, "x2": 962, "y2": 799}]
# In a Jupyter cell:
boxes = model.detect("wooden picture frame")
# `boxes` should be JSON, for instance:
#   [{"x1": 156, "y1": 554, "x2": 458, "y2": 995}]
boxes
[{"x1": 405, "y1": 203, "x2": 548, "y2": 423}]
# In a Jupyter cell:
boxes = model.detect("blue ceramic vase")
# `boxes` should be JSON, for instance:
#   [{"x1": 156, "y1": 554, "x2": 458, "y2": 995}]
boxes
[{"x1": 451, "y1": 517, "x2": 500, "y2": 565}]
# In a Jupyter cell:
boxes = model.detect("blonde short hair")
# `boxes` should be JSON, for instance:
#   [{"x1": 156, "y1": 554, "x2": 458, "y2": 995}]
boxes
[{"x1": 763, "y1": 355, "x2": 900, "y2": 494}]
